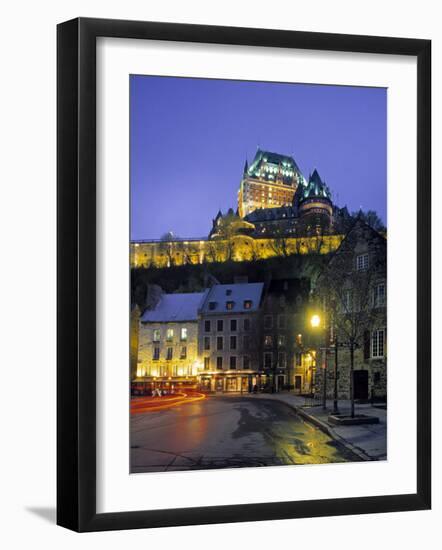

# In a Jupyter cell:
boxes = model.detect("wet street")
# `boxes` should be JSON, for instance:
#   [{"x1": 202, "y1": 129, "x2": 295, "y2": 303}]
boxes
[{"x1": 130, "y1": 396, "x2": 360, "y2": 473}]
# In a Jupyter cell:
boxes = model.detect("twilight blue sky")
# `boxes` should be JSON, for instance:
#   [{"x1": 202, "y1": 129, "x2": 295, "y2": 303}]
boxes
[{"x1": 130, "y1": 75, "x2": 386, "y2": 240}]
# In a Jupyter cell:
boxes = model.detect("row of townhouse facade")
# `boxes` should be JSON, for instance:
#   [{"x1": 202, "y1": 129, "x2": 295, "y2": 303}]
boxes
[{"x1": 133, "y1": 220, "x2": 387, "y2": 399}]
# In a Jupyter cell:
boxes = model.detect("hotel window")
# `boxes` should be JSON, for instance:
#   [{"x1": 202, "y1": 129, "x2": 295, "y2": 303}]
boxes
[
  {"x1": 264, "y1": 352, "x2": 272, "y2": 369},
  {"x1": 243, "y1": 356, "x2": 250, "y2": 370},
  {"x1": 180, "y1": 327, "x2": 188, "y2": 341},
  {"x1": 166, "y1": 347, "x2": 173, "y2": 360},
  {"x1": 204, "y1": 336, "x2": 211, "y2": 351},
  {"x1": 209, "y1": 301, "x2": 217, "y2": 310},
  {"x1": 153, "y1": 329, "x2": 160, "y2": 342},
  {"x1": 230, "y1": 336, "x2": 237, "y2": 350},
  {"x1": 243, "y1": 318, "x2": 251, "y2": 331},
  {"x1": 180, "y1": 346, "x2": 187, "y2": 360},
  {"x1": 264, "y1": 335, "x2": 273, "y2": 347},
  {"x1": 278, "y1": 335, "x2": 285, "y2": 347},
  {"x1": 216, "y1": 356, "x2": 223, "y2": 370},
  {"x1": 371, "y1": 329, "x2": 385, "y2": 358},
  {"x1": 277, "y1": 314, "x2": 286, "y2": 328},
  {"x1": 226, "y1": 301, "x2": 234, "y2": 310},
  {"x1": 217, "y1": 336, "x2": 224, "y2": 351},
  {"x1": 204, "y1": 320, "x2": 211, "y2": 332},
  {"x1": 230, "y1": 319, "x2": 237, "y2": 332},
  {"x1": 230, "y1": 356, "x2": 237, "y2": 370},
  {"x1": 278, "y1": 352, "x2": 287, "y2": 368},
  {"x1": 373, "y1": 283, "x2": 386, "y2": 307},
  {"x1": 204, "y1": 357, "x2": 210, "y2": 370},
  {"x1": 244, "y1": 300, "x2": 252, "y2": 309},
  {"x1": 356, "y1": 253, "x2": 369, "y2": 271},
  {"x1": 264, "y1": 315, "x2": 273, "y2": 329},
  {"x1": 217, "y1": 319, "x2": 224, "y2": 332},
  {"x1": 166, "y1": 328, "x2": 174, "y2": 342},
  {"x1": 152, "y1": 347, "x2": 160, "y2": 361}
]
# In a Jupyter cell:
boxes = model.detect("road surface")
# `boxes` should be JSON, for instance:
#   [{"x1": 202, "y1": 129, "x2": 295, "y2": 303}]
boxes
[{"x1": 130, "y1": 396, "x2": 360, "y2": 473}]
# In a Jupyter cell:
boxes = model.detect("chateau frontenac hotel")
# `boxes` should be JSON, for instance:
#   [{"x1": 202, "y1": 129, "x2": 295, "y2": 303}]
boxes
[
  {"x1": 131, "y1": 149, "x2": 355, "y2": 268},
  {"x1": 131, "y1": 150, "x2": 387, "y2": 400}
]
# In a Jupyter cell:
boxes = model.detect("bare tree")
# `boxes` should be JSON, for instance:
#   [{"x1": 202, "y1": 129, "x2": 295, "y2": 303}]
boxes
[{"x1": 316, "y1": 223, "x2": 386, "y2": 417}]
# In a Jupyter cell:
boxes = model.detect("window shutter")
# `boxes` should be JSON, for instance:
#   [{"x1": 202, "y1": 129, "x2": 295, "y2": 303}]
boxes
[{"x1": 363, "y1": 330, "x2": 371, "y2": 360}]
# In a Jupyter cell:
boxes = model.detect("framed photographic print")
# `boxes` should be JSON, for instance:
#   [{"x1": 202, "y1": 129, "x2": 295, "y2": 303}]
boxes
[{"x1": 57, "y1": 17, "x2": 431, "y2": 532}]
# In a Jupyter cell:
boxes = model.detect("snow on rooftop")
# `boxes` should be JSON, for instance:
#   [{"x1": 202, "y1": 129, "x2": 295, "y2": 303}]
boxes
[
  {"x1": 141, "y1": 292, "x2": 207, "y2": 323},
  {"x1": 200, "y1": 283, "x2": 264, "y2": 314}
]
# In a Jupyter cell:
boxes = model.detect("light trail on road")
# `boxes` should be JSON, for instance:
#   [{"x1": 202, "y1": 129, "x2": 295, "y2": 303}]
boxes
[{"x1": 131, "y1": 391, "x2": 206, "y2": 414}]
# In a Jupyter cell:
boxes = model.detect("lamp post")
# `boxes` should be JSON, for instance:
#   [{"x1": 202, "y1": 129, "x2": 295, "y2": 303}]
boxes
[
  {"x1": 333, "y1": 335, "x2": 339, "y2": 415},
  {"x1": 310, "y1": 314, "x2": 327, "y2": 410}
]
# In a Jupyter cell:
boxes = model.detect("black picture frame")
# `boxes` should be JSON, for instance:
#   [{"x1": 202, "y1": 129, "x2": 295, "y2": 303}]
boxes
[{"x1": 57, "y1": 17, "x2": 431, "y2": 532}]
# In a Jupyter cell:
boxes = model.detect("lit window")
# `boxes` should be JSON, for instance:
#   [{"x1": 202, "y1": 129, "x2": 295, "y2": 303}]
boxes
[
  {"x1": 180, "y1": 346, "x2": 187, "y2": 359},
  {"x1": 153, "y1": 329, "x2": 160, "y2": 342},
  {"x1": 244, "y1": 300, "x2": 252, "y2": 309},
  {"x1": 278, "y1": 335, "x2": 285, "y2": 347},
  {"x1": 204, "y1": 357, "x2": 210, "y2": 370},
  {"x1": 264, "y1": 335, "x2": 273, "y2": 347},
  {"x1": 226, "y1": 301, "x2": 234, "y2": 310},
  {"x1": 371, "y1": 329, "x2": 385, "y2": 358},
  {"x1": 356, "y1": 253, "x2": 369, "y2": 270},
  {"x1": 180, "y1": 327, "x2": 188, "y2": 341},
  {"x1": 166, "y1": 328, "x2": 174, "y2": 342}
]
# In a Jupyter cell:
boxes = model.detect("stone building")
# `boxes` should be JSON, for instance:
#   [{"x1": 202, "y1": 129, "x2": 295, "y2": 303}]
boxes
[
  {"x1": 237, "y1": 149, "x2": 304, "y2": 217},
  {"x1": 259, "y1": 279, "x2": 310, "y2": 391},
  {"x1": 136, "y1": 292, "x2": 206, "y2": 390},
  {"x1": 315, "y1": 218, "x2": 387, "y2": 401},
  {"x1": 197, "y1": 282, "x2": 264, "y2": 392}
]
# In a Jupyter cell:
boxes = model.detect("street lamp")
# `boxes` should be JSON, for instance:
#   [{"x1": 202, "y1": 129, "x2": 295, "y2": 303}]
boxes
[{"x1": 310, "y1": 313, "x2": 327, "y2": 411}]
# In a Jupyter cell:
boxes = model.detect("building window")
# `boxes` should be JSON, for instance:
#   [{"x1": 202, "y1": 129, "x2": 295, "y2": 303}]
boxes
[
  {"x1": 373, "y1": 283, "x2": 386, "y2": 307},
  {"x1": 296, "y1": 352, "x2": 302, "y2": 366},
  {"x1": 244, "y1": 300, "x2": 252, "y2": 309},
  {"x1": 217, "y1": 336, "x2": 224, "y2": 351},
  {"x1": 243, "y1": 318, "x2": 251, "y2": 331},
  {"x1": 264, "y1": 335, "x2": 273, "y2": 347},
  {"x1": 243, "y1": 335, "x2": 250, "y2": 350},
  {"x1": 180, "y1": 346, "x2": 187, "y2": 359},
  {"x1": 278, "y1": 335, "x2": 285, "y2": 347},
  {"x1": 204, "y1": 320, "x2": 211, "y2": 332},
  {"x1": 243, "y1": 356, "x2": 250, "y2": 370},
  {"x1": 226, "y1": 301, "x2": 234, "y2": 310},
  {"x1": 166, "y1": 347, "x2": 173, "y2": 360},
  {"x1": 153, "y1": 329, "x2": 160, "y2": 342},
  {"x1": 277, "y1": 314, "x2": 286, "y2": 329},
  {"x1": 166, "y1": 328, "x2": 174, "y2": 342},
  {"x1": 264, "y1": 315, "x2": 273, "y2": 329},
  {"x1": 217, "y1": 319, "x2": 224, "y2": 332},
  {"x1": 230, "y1": 356, "x2": 237, "y2": 370},
  {"x1": 264, "y1": 352, "x2": 272, "y2": 369},
  {"x1": 204, "y1": 357, "x2": 210, "y2": 370},
  {"x1": 209, "y1": 301, "x2": 217, "y2": 310},
  {"x1": 180, "y1": 327, "x2": 188, "y2": 341},
  {"x1": 226, "y1": 289, "x2": 232, "y2": 296},
  {"x1": 343, "y1": 290, "x2": 352, "y2": 312},
  {"x1": 371, "y1": 329, "x2": 385, "y2": 358},
  {"x1": 204, "y1": 336, "x2": 211, "y2": 351},
  {"x1": 230, "y1": 336, "x2": 237, "y2": 350},
  {"x1": 230, "y1": 319, "x2": 237, "y2": 332},
  {"x1": 216, "y1": 356, "x2": 223, "y2": 370},
  {"x1": 152, "y1": 347, "x2": 160, "y2": 361},
  {"x1": 356, "y1": 253, "x2": 369, "y2": 271},
  {"x1": 278, "y1": 352, "x2": 287, "y2": 368}
]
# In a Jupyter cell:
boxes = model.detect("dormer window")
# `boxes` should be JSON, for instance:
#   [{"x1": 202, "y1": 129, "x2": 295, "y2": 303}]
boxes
[
  {"x1": 244, "y1": 300, "x2": 252, "y2": 309},
  {"x1": 209, "y1": 301, "x2": 217, "y2": 310},
  {"x1": 356, "y1": 253, "x2": 369, "y2": 271},
  {"x1": 226, "y1": 301, "x2": 234, "y2": 310},
  {"x1": 225, "y1": 289, "x2": 232, "y2": 296}
]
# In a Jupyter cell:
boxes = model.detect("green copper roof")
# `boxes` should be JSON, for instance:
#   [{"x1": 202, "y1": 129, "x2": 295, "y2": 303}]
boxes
[
  {"x1": 299, "y1": 169, "x2": 332, "y2": 202},
  {"x1": 245, "y1": 149, "x2": 302, "y2": 183}
]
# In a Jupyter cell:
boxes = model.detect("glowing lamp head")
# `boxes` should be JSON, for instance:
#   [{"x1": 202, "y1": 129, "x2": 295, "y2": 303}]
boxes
[{"x1": 310, "y1": 314, "x2": 321, "y2": 328}]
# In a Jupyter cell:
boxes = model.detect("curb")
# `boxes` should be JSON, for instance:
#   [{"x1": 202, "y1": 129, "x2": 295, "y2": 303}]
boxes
[{"x1": 250, "y1": 394, "x2": 375, "y2": 462}]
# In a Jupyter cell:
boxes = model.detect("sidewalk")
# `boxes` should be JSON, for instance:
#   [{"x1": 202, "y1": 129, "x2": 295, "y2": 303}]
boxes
[{"x1": 250, "y1": 393, "x2": 387, "y2": 461}]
